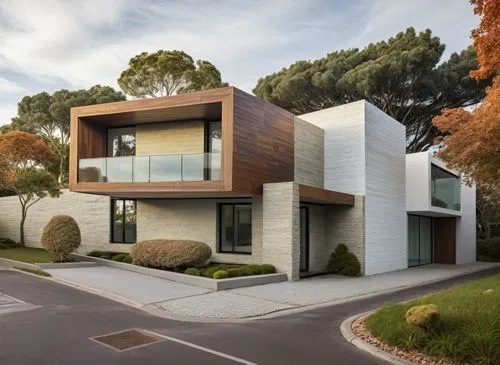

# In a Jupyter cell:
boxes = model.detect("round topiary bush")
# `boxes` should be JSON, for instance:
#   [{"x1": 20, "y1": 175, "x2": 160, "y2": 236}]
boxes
[
  {"x1": 131, "y1": 239, "x2": 212, "y2": 270},
  {"x1": 184, "y1": 267, "x2": 201, "y2": 276},
  {"x1": 326, "y1": 243, "x2": 361, "y2": 276},
  {"x1": 213, "y1": 270, "x2": 228, "y2": 279},
  {"x1": 41, "y1": 215, "x2": 81, "y2": 262},
  {"x1": 406, "y1": 304, "x2": 440, "y2": 331},
  {"x1": 335, "y1": 243, "x2": 348, "y2": 255}
]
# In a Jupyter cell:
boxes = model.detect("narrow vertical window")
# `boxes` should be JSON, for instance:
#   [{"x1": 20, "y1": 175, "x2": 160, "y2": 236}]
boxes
[
  {"x1": 218, "y1": 203, "x2": 252, "y2": 254},
  {"x1": 111, "y1": 199, "x2": 136, "y2": 243}
]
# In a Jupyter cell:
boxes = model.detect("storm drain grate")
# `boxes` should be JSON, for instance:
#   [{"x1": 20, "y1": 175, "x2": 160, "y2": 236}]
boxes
[{"x1": 90, "y1": 329, "x2": 165, "y2": 352}]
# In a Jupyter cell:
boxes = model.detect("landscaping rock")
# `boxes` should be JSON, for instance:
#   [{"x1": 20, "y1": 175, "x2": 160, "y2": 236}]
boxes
[{"x1": 405, "y1": 304, "x2": 440, "y2": 330}]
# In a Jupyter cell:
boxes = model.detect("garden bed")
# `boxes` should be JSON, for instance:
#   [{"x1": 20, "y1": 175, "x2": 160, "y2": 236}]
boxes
[
  {"x1": 0, "y1": 247, "x2": 95, "y2": 271},
  {"x1": 359, "y1": 273, "x2": 500, "y2": 365},
  {"x1": 77, "y1": 252, "x2": 287, "y2": 290}
]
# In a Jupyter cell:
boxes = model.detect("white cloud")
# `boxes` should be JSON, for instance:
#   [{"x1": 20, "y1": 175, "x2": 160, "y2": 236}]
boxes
[
  {"x1": 0, "y1": 0, "x2": 480, "y2": 107},
  {"x1": 0, "y1": 102, "x2": 17, "y2": 125},
  {"x1": 0, "y1": 77, "x2": 25, "y2": 93}
]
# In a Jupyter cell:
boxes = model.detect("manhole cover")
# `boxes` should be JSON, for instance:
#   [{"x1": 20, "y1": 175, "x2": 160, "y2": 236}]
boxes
[{"x1": 90, "y1": 329, "x2": 165, "y2": 352}]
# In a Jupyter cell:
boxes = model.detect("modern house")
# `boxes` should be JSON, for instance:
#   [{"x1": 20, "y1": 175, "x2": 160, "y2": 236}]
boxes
[{"x1": 0, "y1": 87, "x2": 476, "y2": 280}]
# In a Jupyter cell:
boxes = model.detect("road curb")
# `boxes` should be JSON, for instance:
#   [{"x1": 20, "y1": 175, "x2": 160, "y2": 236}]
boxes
[{"x1": 340, "y1": 312, "x2": 416, "y2": 365}]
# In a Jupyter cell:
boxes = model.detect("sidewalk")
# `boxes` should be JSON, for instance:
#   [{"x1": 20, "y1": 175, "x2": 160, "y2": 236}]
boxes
[{"x1": 47, "y1": 262, "x2": 500, "y2": 320}]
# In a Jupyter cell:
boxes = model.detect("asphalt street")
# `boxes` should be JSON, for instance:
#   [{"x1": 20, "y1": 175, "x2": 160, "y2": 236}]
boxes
[{"x1": 1, "y1": 267, "x2": 499, "y2": 365}]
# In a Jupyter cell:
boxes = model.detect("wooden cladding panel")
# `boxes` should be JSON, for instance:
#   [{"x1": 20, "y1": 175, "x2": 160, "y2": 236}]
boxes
[
  {"x1": 77, "y1": 119, "x2": 106, "y2": 159},
  {"x1": 136, "y1": 121, "x2": 205, "y2": 155},
  {"x1": 231, "y1": 88, "x2": 295, "y2": 195},
  {"x1": 434, "y1": 217, "x2": 456, "y2": 264},
  {"x1": 299, "y1": 184, "x2": 354, "y2": 206}
]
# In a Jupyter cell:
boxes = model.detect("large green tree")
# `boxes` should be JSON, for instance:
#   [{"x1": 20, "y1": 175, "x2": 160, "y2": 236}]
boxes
[
  {"x1": 253, "y1": 28, "x2": 491, "y2": 152},
  {"x1": 117, "y1": 50, "x2": 227, "y2": 98},
  {"x1": 2, "y1": 85, "x2": 125, "y2": 185}
]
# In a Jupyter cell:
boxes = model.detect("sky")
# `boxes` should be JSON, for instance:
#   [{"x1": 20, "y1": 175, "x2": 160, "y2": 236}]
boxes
[{"x1": 0, "y1": 0, "x2": 480, "y2": 125}]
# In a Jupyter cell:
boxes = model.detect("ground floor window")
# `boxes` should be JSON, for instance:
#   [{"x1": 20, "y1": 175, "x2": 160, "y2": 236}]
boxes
[
  {"x1": 218, "y1": 203, "x2": 252, "y2": 254},
  {"x1": 111, "y1": 199, "x2": 136, "y2": 243},
  {"x1": 408, "y1": 215, "x2": 433, "y2": 267}
]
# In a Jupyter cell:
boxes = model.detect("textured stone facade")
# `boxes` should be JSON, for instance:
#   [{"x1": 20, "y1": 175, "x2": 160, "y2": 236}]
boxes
[
  {"x1": 326, "y1": 196, "x2": 366, "y2": 274},
  {"x1": 294, "y1": 117, "x2": 324, "y2": 188},
  {"x1": 262, "y1": 182, "x2": 300, "y2": 280},
  {"x1": 0, "y1": 190, "x2": 122, "y2": 253},
  {"x1": 137, "y1": 198, "x2": 263, "y2": 265}
]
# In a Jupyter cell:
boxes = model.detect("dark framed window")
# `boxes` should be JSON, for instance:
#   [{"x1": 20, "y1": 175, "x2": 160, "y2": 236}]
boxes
[
  {"x1": 111, "y1": 199, "x2": 136, "y2": 243},
  {"x1": 218, "y1": 203, "x2": 252, "y2": 254},
  {"x1": 107, "y1": 127, "x2": 136, "y2": 157},
  {"x1": 431, "y1": 164, "x2": 461, "y2": 211}
]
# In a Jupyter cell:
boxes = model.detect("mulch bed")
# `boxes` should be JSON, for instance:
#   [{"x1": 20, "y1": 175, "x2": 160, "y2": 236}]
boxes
[{"x1": 352, "y1": 317, "x2": 461, "y2": 365}]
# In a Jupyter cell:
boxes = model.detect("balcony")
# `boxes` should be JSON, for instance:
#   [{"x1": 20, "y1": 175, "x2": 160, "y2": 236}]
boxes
[{"x1": 78, "y1": 153, "x2": 221, "y2": 183}]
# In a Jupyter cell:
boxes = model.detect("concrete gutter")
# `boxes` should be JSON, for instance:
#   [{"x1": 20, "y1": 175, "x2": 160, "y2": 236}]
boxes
[
  {"x1": 340, "y1": 312, "x2": 415, "y2": 365},
  {"x1": 73, "y1": 254, "x2": 288, "y2": 290}
]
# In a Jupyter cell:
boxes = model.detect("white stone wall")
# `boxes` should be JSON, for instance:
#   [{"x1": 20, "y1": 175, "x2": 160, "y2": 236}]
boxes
[
  {"x1": 456, "y1": 183, "x2": 476, "y2": 264},
  {"x1": 299, "y1": 101, "x2": 366, "y2": 195},
  {"x1": 294, "y1": 117, "x2": 324, "y2": 188},
  {"x1": 137, "y1": 198, "x2": 263, "y2": 265},
  {"x1": 325, "y1": 196, "x2": 366, "y2": 274},
  {"x1": 364, "y1": 103, "x2": 407, "y2": 275},
  {"x1": 0, "y1": 190, "x2": 118, "y2": 253},
  {"x1": 263, "y1": 182, "x2": 300, "y2": 280}
]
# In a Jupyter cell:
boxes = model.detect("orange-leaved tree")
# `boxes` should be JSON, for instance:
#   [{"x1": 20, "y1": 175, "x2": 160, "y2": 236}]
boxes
[
  {"x1": 0, "y1": 131, "x2": 61, "y2": 246},
  {"x1": 432, "y1": 0, "x2": 499, "y2": 188}
]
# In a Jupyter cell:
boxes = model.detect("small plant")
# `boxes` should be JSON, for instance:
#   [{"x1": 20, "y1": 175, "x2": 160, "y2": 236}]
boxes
[
  {"x1": 41, "y1": 215, "x2": 81, "y2": 262},
  {"x1": 213, "y1": 270, "x2": 229, "y2": 279},
  {"x1": 327, "y1": 243, "x2": 361, "y2": 276},
  {"x1": 111, "y1": 253, "x2": 128, "y2": 262},
  {"x1": 0, "y1": 238, "x2": 19, "y2": 249},
  {"x1": 184, "y1": 267, "x2": 201, "y2": 276},
  {"x1": 122, "y1": 254, "x2": 133, "y2": 264},
  {"x1": 406, "y1": 304, "x2": 440, "y2": 331}
]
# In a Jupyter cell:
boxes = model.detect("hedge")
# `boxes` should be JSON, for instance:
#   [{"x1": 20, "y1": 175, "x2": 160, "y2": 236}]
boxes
[{"x1": 131, "y1": 239, "x2": 212, "y2": 269}]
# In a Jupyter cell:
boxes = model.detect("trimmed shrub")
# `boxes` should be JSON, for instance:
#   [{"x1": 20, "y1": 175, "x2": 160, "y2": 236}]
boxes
[
  {"x1": 0, "y1": 238, "x2": 18, "y2": 249},
  {"x1": 213, "y1": 270, "x2": 228, "y2": 279},
  {"x1": 41, "y1": 215, "x2": 81, "y2": 262},
  {"x1": 258, "y1": 264, "x2": 277, "y2": 274},
  {"x1": 406, "y1": 304, "x2": 440, "y2": 331},
  {"x1": 477, "y1": 237, "x2": 500, "y2": 260},
  {"x1": 122, "y1": 254, "x2": 133, "y2": 264},
  {"x1": 111, "y1": 253, "x2": 128, "y2": 262},
  {"x1": 184, "y1": 267, "x2": 201, "y2": 276},
  {"x1": 335, "y1": 243, "x2": 348, "y2": 255},
  {"x1": 227, "y1": 268, "x2": 243, "y2": 278},
  {"x1": 131, "y1": 239, "x2": 212, "y2": 269},
  {"x1": 327, "y1": 243, "x2": 361, "y2": 276}
]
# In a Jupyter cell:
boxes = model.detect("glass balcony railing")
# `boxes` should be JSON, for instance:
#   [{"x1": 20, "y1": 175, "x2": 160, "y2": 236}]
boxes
[{"x1": 78, "y1": 153, "x2": 221, "y2": 183}]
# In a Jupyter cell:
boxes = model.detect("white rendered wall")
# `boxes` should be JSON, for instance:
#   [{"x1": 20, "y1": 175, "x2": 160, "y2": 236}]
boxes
[
  {"x1": 300, "y1": 101, "x2": 407, "y2": 275},
  {"x1": 299, "y1": 101, "x2": 366, "y2": 195},
  {"x1": 456, "y1": 183, "x2": 476, "y2": 264},
  {"x1": 364, "y1": 103, "x2": 407, "y2": 275}
]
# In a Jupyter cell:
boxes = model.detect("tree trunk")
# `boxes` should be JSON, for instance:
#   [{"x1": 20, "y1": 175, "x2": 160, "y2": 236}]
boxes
[{"x1": 19, "y1": 205, "x2": 26, "y2": 247}]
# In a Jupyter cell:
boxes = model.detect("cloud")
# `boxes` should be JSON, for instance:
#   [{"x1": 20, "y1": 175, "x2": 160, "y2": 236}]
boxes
[
  {"x1": 0, "y1": 0, "x2": 480, "y2": 123},
  {"x1": 0, "y1": 77, "x2": 25, "y2": 93}
]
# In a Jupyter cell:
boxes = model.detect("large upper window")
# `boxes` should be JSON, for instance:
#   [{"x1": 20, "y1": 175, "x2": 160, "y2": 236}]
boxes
[
  {"x1": 108, "y1": 127, "x2": 136, "y2": 157},
  {"x1": 431, "y1": 164, "x2": 461, "y2": 211},
  {"x1": 111, "y1": 199, "x2": 136, "y2": 243},
  {"x1": 207, "y1": 121, "x2": 221, "y2": 180},
  {"x1": 218, "y1": 203, "x2": 252, "y2": 254}
]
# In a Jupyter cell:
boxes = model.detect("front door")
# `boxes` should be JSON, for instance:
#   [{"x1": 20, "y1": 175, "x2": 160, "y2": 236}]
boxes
[{"x1": 300, "y1": 207, "x2": 309, "y2": 272}]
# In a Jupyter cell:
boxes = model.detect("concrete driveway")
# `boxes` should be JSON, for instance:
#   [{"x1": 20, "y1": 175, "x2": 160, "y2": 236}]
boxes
[
  {"x1": 47, "y1": 262, "x2": 500, "y2": 320},
  {"x1": 46, "y1": 266, "x2": 211, "y2": 305}
]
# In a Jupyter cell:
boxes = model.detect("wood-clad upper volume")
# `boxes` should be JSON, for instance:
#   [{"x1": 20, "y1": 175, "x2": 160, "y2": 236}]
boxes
[{"x1": 69, "y1": 87, "x2": 296, "y2": 198}]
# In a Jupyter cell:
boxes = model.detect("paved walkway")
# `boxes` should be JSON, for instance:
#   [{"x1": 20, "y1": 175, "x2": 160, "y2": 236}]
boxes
[{"x1": 46, "y1": 262, "x2": 500, "y2": 320}]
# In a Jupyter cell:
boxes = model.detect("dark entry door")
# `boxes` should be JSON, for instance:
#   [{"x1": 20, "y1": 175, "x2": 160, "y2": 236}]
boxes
[{"x1": 300, "y1": 207, "x2": 309, "y2": 272}]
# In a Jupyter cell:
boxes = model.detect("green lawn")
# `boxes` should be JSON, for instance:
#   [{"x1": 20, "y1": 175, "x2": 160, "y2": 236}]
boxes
[
  {"x1": 365, "y1": 273, "x2": 500, "y2": 364},
  {"x1": 0, "y1": 247, "x2": 53, "y2": 263}
]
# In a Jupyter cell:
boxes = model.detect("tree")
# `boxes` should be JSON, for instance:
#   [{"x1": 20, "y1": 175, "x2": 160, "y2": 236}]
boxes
[
  {"x1": 477, "y1": 185, "x2": 500, "y2": 239},
  {"x1": 253, "y1": 27, "x2": 491, "y2": 152},
  {"x1": 0, "y1": 132, "x2": 60, "y2": 246},
  {"x1": 432, "y1": 0, "x2": 499, "y2": 188},
  {"x1": 4, "y1": 85, "x2": 125, "y2": 185},
  {"x1": 117, "y1": 50, "x2": 227, "y2": 98}
]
